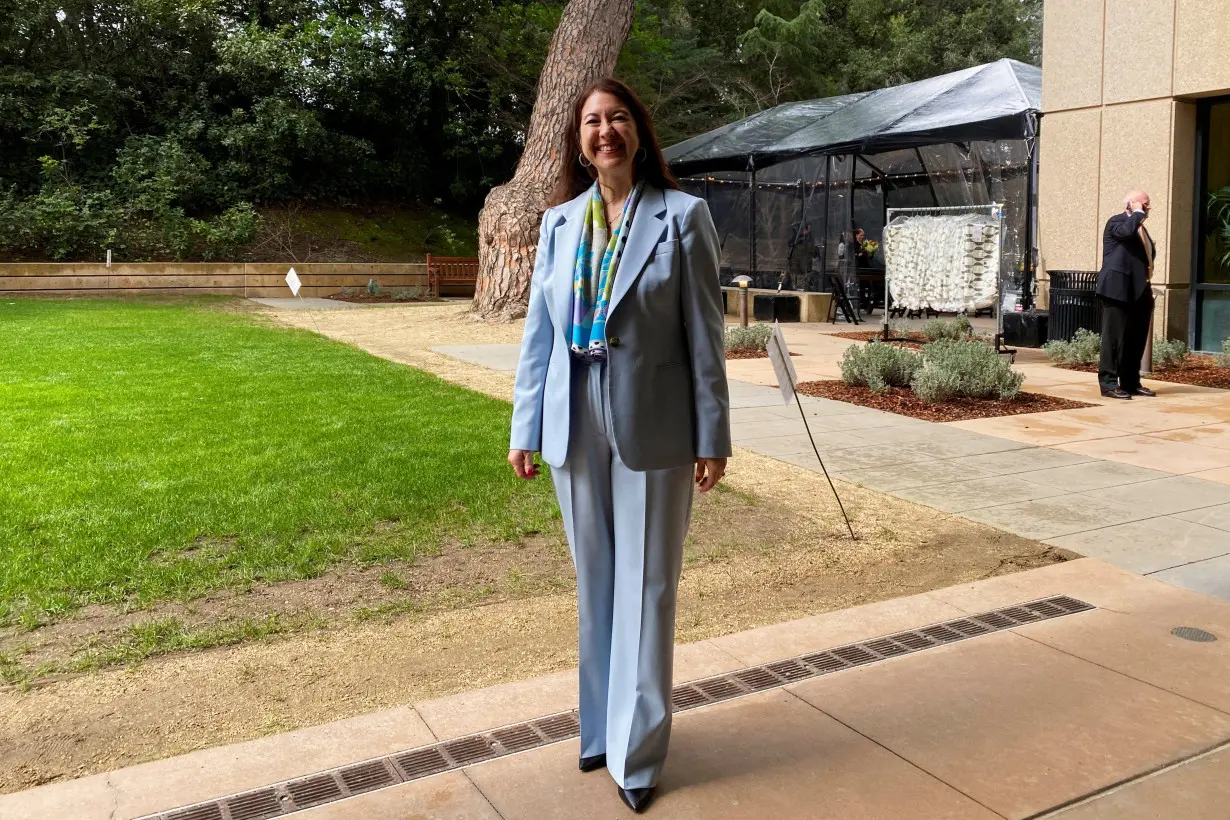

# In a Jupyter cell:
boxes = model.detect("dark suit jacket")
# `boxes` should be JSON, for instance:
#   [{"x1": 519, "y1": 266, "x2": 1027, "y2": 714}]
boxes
[{"x1": 1095, "y1": 211, "x2": 1154, "y2": 303}]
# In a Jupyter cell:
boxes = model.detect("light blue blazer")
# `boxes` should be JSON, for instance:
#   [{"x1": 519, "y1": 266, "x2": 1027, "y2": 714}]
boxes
[{"x1": 510, "y1": 184, "x2": 732, "y2": 472}]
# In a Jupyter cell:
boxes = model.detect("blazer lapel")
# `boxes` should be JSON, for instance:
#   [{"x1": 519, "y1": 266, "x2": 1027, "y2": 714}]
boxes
[
  {"x1": 552, "y1": 191, "x2": 589, "y2": 334},
  {"x1": 609, "y1": 185, "x2": 668, "y2": 314}
]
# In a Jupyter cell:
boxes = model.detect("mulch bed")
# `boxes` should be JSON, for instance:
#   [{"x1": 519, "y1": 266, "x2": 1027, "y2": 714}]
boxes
[
  {"x1": 1057, "y1": 355, "x2": 1230, "y2": 390},
  {"x1": 726, "y1": 350, "x2": 800, "y2": 360},
  {"x1": 795, "y1": 380, "x2": 1095, "y2": 422},
  {"x1": 326, "y1": 294, "x2": 435, "y2": 303},
  {"x1": 833, "y1": 329, "x2": 929, "y2": 345},
  {"x1": 831, "y1": 330, "x2": 1000, "y2": 352}
]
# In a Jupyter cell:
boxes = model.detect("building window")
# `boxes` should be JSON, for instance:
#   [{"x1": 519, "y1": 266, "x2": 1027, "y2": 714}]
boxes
[{"x1": 1193, "y1": 98, "x2": 1230, "y2": 352}]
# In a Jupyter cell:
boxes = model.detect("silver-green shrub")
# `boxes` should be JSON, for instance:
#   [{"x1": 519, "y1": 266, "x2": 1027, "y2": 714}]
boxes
[
  {"x1": 1218, "y1": 339, "x2": 1230, "y2": 368},
  {"x1": 922, "y1": 314, "x2": 974, "y2": 342},
  {"x1": 1043, "y1": 327, "x2": 1101, "y2": 365},
  {"x1": 912, "y1": 339, "x2": 1024, "y2": 403},
  {"x1": 724, "y1": 323, "x2": 773, "y2": 351},
  {"x1": 840, "y1": 341, "x2": 922, "y2": 393},
  {"x1": 1151, "y1": 337, "x2": 1189, "y2": 369}
]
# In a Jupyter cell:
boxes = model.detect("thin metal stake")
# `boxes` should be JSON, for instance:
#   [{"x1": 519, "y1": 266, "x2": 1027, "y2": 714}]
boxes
[
  {"x1": 793, "y1": 390, "x2": 856, "y2": 540},
  {"x1": 769, "y1": 330, "x2": 856, "y2": 540},
  {"x1": 295, "y1": 292, "x2": 323, "y2": 335}
]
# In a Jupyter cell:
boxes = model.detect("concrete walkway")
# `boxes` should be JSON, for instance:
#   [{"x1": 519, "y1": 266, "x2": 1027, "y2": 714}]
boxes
[
  {"x1": 7, "y1": 559, "x2": 1230, "y2": 819},
  {"x1": 432, "y1": 339, "x2": 1230, "y2": 600}
]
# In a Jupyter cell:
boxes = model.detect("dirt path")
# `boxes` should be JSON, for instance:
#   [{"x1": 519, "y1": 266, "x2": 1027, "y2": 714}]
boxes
[{"x1": 0, "y1": 302, "x2": 1072, "y2": 793}]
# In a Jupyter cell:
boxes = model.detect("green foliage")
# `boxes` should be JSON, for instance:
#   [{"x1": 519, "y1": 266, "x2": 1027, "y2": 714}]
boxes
[
  {"x1": 0, "y1": 0, "x2": 531, "y2": 260},
  {"x1": 0, "y1": 299, "x2": 559, "y2": 624},
  {"x1": 252, "y1": 206, "x2": 478, "y2": 262},
  {"x1": 840, "y1": 341, "x2": 922, "y2": 393},
  {"x1": 911, "y1": 340, "x2": 1023, "y2": 403},
  {"x1": 724, "y1": 323, "x2": 774, "y2": 351},
  {"x1": 1209, "y1": 186, "x2": 1230, "y2": 270},
  {"x1": 0, "y1": 0, "x2": 1042, "y2": 261},
  {"x1": 1043, "y1": 328, "x2": 1102, "y2": 365},
  {"x1": 739, "y1": 0, "x2": 1039, "y2": 101},
  {"x1": 1218, "y1": 340, "x2": 1230, "y2": 368},
  {"x1": 922, "y1": 315, "x2": 975, "y2": 342},
  {"x1": 1152, "y1": 338, "x2": 1189, "y2": 369}
]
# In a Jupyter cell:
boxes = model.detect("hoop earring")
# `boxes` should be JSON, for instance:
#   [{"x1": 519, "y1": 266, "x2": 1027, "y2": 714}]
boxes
[
  {"x1": 635, "y1": 147, "x2": 647, "y2": 163},
  {"x1": 578, "y1": 154, "x2": 593, "y2": 169}
]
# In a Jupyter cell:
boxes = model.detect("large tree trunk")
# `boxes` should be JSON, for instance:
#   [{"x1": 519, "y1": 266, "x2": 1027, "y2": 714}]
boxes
[{"x1": 471, "y1": 0, "x2": 636, "y2": 321}]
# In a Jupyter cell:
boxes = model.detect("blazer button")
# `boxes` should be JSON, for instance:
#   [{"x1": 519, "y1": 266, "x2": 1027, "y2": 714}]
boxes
[{"x1": 608, "y1": 337, "x2": 621, "y2": 348}]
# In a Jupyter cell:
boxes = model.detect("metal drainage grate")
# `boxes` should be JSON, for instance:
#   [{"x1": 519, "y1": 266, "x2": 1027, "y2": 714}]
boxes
[
  {"x1": 165, "y1": 806, "x2": 222, "y2": 820},
  {"x1": 339, "y1": 760, "x2": 396, "y2": 795},
  {"x1": 285, "y1": 775, "x2": 341, "y2": 809},
  {"x1": 137, "y1": 595, "x2": 1092, "y2": 820},
  {"x1": 1172, "y1": 626, "x2": 1217, "y2": 643},
  {"x1": 226, "y1": 789, "x2": 282, "y2": 820}
]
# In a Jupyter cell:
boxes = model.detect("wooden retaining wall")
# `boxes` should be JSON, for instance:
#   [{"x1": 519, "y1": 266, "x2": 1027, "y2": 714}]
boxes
[{"x1": 0, "y1": 263, "x2": 433, "y2": 298}]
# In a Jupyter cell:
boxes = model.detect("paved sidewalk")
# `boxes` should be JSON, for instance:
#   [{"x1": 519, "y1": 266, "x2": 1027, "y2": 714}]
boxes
[
  {"x1": 432, "y1": 342, "x2": 1230, "y2": 600},
  {"x1": 431, "y1": 344, "x2": 522, "y2": 373},
  {"x1": 727, "y1": 382, "x2": 1230, "y2": 600},
  {"x1": 7, "y1": 559, "x2": 1229, "y2": 819}
]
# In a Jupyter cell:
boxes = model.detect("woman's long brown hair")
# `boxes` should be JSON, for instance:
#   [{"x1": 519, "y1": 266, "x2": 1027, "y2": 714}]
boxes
[{"x1": 547, "y1": 78, "x2": 679, "y2": 208}]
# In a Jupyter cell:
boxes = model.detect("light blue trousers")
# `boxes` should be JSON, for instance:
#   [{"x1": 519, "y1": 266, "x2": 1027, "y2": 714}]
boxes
[{"x1": 552, "y1": 361, "x2": 695, "y2": 790}]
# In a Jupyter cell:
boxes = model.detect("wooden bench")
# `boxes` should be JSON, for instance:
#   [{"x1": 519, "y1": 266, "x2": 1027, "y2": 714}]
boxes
[{"x1": 426, "y1": 255, "x2": 479, "y2": 297}]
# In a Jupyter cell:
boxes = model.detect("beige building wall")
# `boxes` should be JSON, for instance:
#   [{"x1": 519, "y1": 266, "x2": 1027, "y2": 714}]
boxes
[
  {"x1": 1175, "y1": 0, "x2": 1230, "y2": 97},
  {"x1": 1039, "y1": 0, "x2": 1230, "y2": 341}
]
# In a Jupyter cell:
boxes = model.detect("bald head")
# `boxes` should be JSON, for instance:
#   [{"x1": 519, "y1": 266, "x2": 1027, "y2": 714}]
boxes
[{"x1": 1123, "y1": 190, "x2": 1151, "y2": 215}]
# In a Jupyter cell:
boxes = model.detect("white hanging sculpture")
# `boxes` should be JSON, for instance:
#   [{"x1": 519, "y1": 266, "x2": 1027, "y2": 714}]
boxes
[{"x1": 883, "y1": 214, "x2": 1001, "y2": 312}]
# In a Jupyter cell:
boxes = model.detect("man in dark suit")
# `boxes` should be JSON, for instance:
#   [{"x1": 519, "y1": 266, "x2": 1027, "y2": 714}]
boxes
[{"x1": 1095, "y1": 190, "x2": 1156, "y2": 399}]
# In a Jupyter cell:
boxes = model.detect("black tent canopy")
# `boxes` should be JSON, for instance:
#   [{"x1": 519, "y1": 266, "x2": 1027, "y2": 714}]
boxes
[
  {"x1": 664, "y1": 59, "x2": 1040, "y2": 176},
  {"x1": 663, "y1": 59, "x2": 1042, "y2": 313}
]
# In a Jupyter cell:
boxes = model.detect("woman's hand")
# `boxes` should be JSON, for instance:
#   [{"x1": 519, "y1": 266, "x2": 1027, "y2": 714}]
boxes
[
  {"x1": 508, "y1": 449, "x2": 539, "y2": 480},
  {"x1": 694, "y1": 457, "x2": 727, "y2": 493}
]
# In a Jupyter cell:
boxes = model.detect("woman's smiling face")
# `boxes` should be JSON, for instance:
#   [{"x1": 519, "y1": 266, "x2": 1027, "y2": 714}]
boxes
[{"x1": 579, "y1": 91, "x2": 640, "y2": 176}]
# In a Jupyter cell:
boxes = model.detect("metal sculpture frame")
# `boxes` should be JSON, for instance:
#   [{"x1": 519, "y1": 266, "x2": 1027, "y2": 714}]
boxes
[{"x1": 881, "y1": 202, "x2": 1014, "y2": 356}]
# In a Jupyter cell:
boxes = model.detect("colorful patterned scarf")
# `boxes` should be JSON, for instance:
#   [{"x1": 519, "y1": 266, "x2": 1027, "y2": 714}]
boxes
[{"x1": 569, "y1": 181, "x2": 644, "y2": 362}]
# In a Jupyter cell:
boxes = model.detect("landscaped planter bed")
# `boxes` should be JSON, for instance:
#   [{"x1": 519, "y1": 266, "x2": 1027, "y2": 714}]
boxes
[
  {"x1": 831, "y1": 329, "x2": 995, "y2": 351},
  {"x1": 326, "y1": 293, "x2": 435, "y2": 303},
  {"x1": 1056, "y1": 355, "x2": 1230, "y2": 390},
  {"x1": 833, "y1": 329, "x2": 928, "y2": 346},
  {"x1": 796, "y1": 379, "x2": 1095, "y2": 422},
  {"x1": 725, "y1": 349, "x2": 800, "y2": 360}
]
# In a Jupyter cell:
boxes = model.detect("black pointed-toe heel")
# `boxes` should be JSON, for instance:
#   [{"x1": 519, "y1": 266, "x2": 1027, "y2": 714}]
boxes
[
  {"x1": 617, "y1": 786, "x2": 656, "y2": 813},
  {"x1": 578, "y1": 753, "x2": 607, "y2": 772}
]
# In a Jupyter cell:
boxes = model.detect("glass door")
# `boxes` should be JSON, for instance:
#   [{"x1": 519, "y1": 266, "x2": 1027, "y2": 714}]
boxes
[{"x1": 1192, "y1": 97, "x2": 1230, "y2": 352}]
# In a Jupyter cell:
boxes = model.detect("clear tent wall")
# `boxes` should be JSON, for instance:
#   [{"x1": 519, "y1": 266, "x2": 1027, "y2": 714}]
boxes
[{"x1": 678, "y1": 140, "x2": 1031, "y2": 314}]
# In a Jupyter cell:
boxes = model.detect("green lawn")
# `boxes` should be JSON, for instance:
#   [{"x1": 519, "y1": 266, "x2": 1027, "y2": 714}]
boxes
[{"x1": 0, "y1": 298, "x2": 556, "y2": 626}]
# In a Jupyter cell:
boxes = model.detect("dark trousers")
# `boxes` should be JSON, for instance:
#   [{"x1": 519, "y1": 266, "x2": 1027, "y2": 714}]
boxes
[{"x1": 1098, "y1": 293, "x2": 1153, "y2": 392}]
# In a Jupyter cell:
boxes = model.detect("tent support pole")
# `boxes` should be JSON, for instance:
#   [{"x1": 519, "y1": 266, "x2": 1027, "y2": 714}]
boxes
[
  {"x1": 820, "y1": 157, "x2": 831, "y2": 302},
  {"x1": 749, "y1": 165, "x2": 758, "y2": 277},
  {"x1": 857, "y1": 154, "x2": 888, "y2": 180},
  {"x1": 1023, "y1": 136, "x2": 1038, "y2": 311}
]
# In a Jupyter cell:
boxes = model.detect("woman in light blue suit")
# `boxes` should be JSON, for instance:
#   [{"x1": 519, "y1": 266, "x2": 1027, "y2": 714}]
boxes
[{"x1": 508, "y1": 78, "x2": 731, "y2": 813}]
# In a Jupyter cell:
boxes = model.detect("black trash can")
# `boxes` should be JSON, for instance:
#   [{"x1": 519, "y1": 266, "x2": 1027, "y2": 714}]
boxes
[{"x1": 1046, "y1": 271, "x2": 1102, "y2": 343}]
